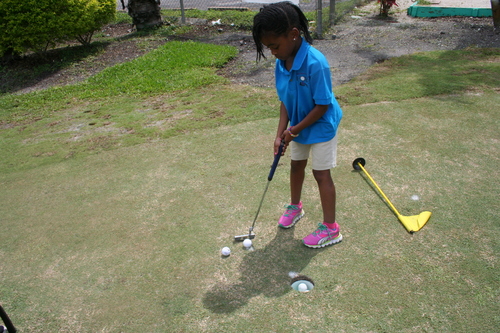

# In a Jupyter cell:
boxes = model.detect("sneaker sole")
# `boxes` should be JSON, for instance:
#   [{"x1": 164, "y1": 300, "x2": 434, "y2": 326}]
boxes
[
  {"x1": 278, "y1": 210, "x2": 305, "y2": 229},
  {"x1": 303, "y1": 233, "x2": 343, "y2": 248}
]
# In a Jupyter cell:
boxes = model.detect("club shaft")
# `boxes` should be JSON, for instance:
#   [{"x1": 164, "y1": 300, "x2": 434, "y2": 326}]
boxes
[
  {"x1": 250, "y1": 180, "x2": 271, "y2": 232},
  {"x1": 357, "y1": 162, "x2": 401, "y2": 216},
  {"x1": 0, "y1": 305, "x2": 16, "y2": 333},
  {"x1": 243, "y1": 141, "x2": 284, "y2": 238}
]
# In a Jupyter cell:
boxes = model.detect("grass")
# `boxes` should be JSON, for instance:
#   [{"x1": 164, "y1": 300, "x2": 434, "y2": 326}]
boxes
[
  {"x1": 162, "y1": 9, "x2": 256, "y2": 29},
  {"x1": 335, "y1": 48, "x2": 500, "y2": 105},
  {"x1": 0, "y1": 29, "x2": 499, "y2": 332},
  {"x1": 0, "y1": 84, "x2": 276, "y2": 173},
  {"x1": 159, "y1": 0, "x2": 367, "y2": 31},
  {"x1": 0, "y1": 41, "x2": 238, "y2": 113},
  {"x1": 0, "y1": 41, "x2": 246, "y2": 172}
]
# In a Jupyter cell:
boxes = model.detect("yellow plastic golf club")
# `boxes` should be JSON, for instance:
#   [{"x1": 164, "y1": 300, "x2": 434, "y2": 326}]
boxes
[{"x1": 353, "y1": 158, "x2": 431, "y2": 233}]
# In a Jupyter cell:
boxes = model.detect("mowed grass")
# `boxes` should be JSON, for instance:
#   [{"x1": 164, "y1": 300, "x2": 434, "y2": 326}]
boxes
[
  {"x1": 0, "y1": 42, "x2": 499, "y2": 332},
  {"x1": 0, "y1": 41, "x2": 277, "y2": 173}
]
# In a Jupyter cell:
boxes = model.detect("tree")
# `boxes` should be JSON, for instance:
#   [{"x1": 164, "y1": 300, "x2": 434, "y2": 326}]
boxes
[
  {"x1": 125, "y1": 0, "x2": 163, "y2": 31},
  {"x1": 0, "y1": 0, "x2": 115, "y2": 58}
]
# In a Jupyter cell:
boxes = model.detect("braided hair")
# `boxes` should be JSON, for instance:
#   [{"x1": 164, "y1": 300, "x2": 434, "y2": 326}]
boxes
[{"x1": 252, "y1": 1, "x2": 313, "y2": 61}]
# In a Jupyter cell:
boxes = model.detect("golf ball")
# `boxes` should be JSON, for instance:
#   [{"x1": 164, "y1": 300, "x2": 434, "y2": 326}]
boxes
[
  {"x1": 243, "y1": 239, "x2": 252, "y2": 248},
  {"x1": 411, "y1": 194, "x2": 420, "y2": 201},
  {"x1": 298, "y1": 283, "x2": 308, "y2": 292},
  {"x1": 221, "y1": 247, "x2": 231, "y2": 256}
]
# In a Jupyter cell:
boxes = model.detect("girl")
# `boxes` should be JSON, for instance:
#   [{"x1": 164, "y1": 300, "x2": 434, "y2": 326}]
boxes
[{"x1": 252, "y1": 1, "x2": 343, "y2": 248}]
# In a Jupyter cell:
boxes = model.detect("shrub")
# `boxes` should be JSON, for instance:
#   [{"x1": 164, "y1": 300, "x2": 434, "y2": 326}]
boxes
[
  {"x1": 69, "y1": 0, "x2": 116, "y2": 45},
  {"x1": 378, "y1": 0, "x2": 398, "y2": 16},
  {"x1": 0, "y1": 0, "x2": 115, "y2": 57}
]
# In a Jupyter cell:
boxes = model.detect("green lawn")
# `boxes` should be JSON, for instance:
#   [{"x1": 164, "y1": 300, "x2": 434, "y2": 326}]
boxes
[{"x1": 0, "y1": 41, "x2": 499, "y2": 332}]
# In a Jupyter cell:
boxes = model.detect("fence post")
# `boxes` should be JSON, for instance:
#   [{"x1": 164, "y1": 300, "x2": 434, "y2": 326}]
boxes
[
  {"x1": 180, "y1": 0, "x2": 186, "y2": 24},
  {"x1": 329, "y1": 0, "x2": 336, "y2": 27},
  {"x1": 316, "y1": 0, "x2": 323, "y2": 38}
]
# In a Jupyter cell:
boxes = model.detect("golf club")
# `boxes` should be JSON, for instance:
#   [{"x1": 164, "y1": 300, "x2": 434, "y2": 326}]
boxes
[
  {"x1": 352, "y1": 157, "x2": 431, "y2": 233},
  {"x1": 234, "y1": 141, "x2": 285, "y2": 241},
  {"x1": 0, "y1": 305, "x2": 16, "y2": 333}
]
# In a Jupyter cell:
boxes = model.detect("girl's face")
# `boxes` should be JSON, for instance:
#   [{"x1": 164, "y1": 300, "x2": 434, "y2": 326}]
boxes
[{"x1": 260, "y1": 28, "x2": 301, "y2": 62}]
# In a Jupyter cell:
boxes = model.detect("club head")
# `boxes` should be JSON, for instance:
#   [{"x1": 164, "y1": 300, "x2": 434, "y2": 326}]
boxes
[
  {"x1": 234, "y1": 233, "x2": 256, "y2": 241},
  {"x1": 398, "y1": 211, "x2": 432, "y2": 233}
]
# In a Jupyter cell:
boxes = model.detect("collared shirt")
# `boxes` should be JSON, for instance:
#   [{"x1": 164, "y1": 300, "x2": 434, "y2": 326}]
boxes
[{"x1": 275, "y1": 38, "x2": 342, "y2": 144}]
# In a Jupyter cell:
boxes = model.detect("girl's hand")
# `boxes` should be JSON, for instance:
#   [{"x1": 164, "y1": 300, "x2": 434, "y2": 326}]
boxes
[
  {"x1": 274, "y1": 137, "x2": 287, "y2": 156},
  {"x1": 283, "y1": 130, "x2": 293, "y2": 144}
]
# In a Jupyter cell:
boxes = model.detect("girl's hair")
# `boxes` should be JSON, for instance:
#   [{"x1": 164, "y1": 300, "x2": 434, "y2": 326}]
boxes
[{"x1": 252, "y1": 1, "x2": 313, "y2": 61}]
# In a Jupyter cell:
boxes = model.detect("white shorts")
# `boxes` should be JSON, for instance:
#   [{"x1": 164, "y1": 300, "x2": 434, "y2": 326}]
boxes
[{"x1": 290, "y1": 136, "x2": 338, "y2": 170}]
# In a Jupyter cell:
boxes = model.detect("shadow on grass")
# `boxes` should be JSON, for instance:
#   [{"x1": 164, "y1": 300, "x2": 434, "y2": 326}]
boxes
[
  {"x1": 0, "y1": 42, "x2": 109, "y2": 94},
  {"x1": 202, "y1": 227, "x2": 329, "y2": 313}
]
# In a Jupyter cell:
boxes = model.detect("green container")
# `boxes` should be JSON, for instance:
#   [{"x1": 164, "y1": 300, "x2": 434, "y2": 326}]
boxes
[{"x1": 407, "y1": 1, "x2": 493, "y2": 17}]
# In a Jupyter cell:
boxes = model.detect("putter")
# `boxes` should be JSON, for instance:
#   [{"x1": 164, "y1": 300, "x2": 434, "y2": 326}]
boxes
[
  {"x1": 0, "y1": 305, "x2": 17, "y2": 333},
  {"x1": 352, "y1": 157, "x2": 431, "y2": 233},
  {"x1": 234, "y1": 141, "x2": 285, "y2": 241}
]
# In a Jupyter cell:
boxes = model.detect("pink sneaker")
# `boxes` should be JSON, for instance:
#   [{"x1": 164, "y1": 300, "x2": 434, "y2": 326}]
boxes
[
  {"x1": 303, "y1": 222, "x2": 343, "y2": 248},
  {"x1": 278, "y1": 202, "x2": 304, "y2": 229}
]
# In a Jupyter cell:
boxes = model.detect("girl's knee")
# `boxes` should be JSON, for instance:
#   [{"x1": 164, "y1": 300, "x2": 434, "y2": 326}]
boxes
[
  {"x1": 312, "y1": 169, "x2": 332, "y2": 183},
  {"x1": 291, "y1": 160, "x2": 307, "y2": 173}
]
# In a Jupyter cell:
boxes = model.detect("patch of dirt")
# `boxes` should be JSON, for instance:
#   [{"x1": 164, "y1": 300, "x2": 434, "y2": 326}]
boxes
[
  {"x1": 217, "y1": 0, "x2": 500, "y2": 87},
  {"x1": 1, "y1": 1, "x2": 499, "y2": 95}
]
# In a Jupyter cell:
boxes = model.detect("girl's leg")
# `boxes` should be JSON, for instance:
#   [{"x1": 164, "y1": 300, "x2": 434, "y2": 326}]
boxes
[
  {"x1": 278, "y1": 159, "x2": 307, "y2": 229},
  {"x1": 312, "y1": 169, "x2": 336, "y2": 224},
  {"x1": 290, "y1": 159, "x2": 308, "y2": 204},
  {"x1": 302, "y1": 138, "x2": 342, "y2": 248}
]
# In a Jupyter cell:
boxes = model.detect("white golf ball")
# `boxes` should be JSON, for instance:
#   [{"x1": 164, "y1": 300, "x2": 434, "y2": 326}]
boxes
[
  {"x1": 243, "y1": 239, "x2": 252, "y2": 248},
  {"x1": 221, "y1": 247, "x2": 231, "y2": 256},
  {"x1": 411, "y1": 194, "x2": 420, "y2": 201},
  {"x1": 298, "y1": 283, "x2": 308, "y2": 292}
]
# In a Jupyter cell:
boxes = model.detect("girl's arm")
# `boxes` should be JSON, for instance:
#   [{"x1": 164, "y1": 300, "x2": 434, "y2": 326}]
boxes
[
  {"x1": 275, "y1": 102, "x2": 289, "y2": 155},
  {"x1": 287, "y1": 104, "x2": 328, "y2": 137}
]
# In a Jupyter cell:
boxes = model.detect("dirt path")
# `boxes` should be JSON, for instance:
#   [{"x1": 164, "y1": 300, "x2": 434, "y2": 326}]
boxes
[{"x1": 220, "y1": 0, "x2": 500, "y2": 87}]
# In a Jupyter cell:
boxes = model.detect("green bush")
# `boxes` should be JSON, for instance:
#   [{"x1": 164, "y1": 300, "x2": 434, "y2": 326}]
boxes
[
  {"x1": 68, "y1": 0, "x2": 117, "y2": 45},
  {"x1": 0, "y1": 0, "x2": 115, "y2": 57}
]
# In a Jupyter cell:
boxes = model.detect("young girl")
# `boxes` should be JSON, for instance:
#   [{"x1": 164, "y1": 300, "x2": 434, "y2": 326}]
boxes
[{"x1": 252, "y1": 1, "x2": 343, "y2": 248}]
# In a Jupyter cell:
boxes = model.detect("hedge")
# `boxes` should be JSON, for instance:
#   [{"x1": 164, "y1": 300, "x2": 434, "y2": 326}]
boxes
[{"x1": 0, "y1": 0, "x2": 115, "y2": 57}]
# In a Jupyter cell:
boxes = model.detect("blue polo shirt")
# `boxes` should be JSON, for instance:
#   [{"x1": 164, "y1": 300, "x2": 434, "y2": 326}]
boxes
[{"x1": 275, "y1": 38, "x2": 342, "y2": 144}]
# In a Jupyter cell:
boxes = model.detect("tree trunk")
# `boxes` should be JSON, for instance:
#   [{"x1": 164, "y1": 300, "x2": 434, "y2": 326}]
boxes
[
  {"x1": 492, "y1": 0, "x2": 500, "y2": 30},
  {"x1": 127, "y1": 0, "x2": 163, "y2": 31}
]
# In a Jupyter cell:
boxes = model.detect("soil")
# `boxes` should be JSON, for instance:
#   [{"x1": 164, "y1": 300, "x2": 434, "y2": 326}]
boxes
[
  {"x1": 2, "y1": 0, "x2": 499, "y2": 95},
  {"x1": 218, "y1": 0, "x2": 500, "y2": 88}
]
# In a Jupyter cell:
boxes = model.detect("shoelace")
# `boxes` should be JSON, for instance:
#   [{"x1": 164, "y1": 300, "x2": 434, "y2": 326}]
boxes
[
  {"x1": 283, "y1": 204, "x2": 299, "y2": 216},
  {"x1": 313, "y1": 223, "x2": 337, "y2": 236},
  {"x1": 313, "y1": 223, "x2": 328, "y2": 235}
]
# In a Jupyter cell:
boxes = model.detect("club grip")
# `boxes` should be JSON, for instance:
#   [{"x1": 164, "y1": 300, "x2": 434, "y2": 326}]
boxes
[{"x1": 268, "y1": 141, "x2": 284, "y2": 181}]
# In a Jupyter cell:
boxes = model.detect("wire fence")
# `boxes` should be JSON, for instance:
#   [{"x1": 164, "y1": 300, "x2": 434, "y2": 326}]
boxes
[
  {"x1": 118, "y1": 0, "x2": 331, "y2": 11},
  {"x1": 118, "y1": 0, "x2": 358, "y2": 37}
]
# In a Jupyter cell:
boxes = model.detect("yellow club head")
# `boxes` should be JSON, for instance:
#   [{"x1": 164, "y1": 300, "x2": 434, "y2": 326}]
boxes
[{"x1": 398, "y1": 211, "x2": 432, "y2": 233}]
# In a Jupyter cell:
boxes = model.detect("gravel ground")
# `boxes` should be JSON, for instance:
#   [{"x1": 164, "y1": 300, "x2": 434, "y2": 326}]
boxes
[{"x1": 219, "y1": 0, "x2": 500, "y2": 87}]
